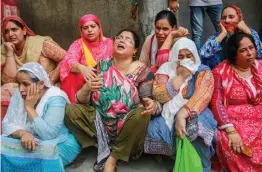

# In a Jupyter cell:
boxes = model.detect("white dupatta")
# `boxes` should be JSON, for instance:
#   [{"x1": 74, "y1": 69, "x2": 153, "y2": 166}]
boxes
[
  {"x1": 156, "y1": 38, "x2": 201, "y2": 130},
  {"x1": 2, "y1": 62, "x2": 70, "y2": 136}
]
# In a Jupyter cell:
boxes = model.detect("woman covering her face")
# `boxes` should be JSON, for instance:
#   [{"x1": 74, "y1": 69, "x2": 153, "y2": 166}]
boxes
[
  {"x1": 145, "y1": 38, "x2": 217, "y2": 172},
  {"x1": 1, "y1": 62, "x2": 80, "y2": 171},
  {"x1": 200, "y1": 5, "x2": 262, "y2": 69}
]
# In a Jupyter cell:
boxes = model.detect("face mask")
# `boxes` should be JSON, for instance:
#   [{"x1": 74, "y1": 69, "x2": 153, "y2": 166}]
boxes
[{"x1": 179, "y1": 58, "x2": 198, "y2": 74}]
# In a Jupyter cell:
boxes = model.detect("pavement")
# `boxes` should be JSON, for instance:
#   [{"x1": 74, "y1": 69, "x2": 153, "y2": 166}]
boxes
[{"x1": 65, "y1": 147, "x2": 174, "y2": 172}]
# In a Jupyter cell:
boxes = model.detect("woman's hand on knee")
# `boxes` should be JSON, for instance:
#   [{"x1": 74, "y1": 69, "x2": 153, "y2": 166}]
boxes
[
  {"x1": 21, "y1": 132, "x2": 38, "y2": 151},
  {"x1": 227, "y1": 132, "x2": 244, "y2": 154}
]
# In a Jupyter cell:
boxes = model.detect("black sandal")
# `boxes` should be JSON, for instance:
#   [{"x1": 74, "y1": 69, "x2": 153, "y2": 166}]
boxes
[{"x1": 93, "y1": 161, "x2": 105, "y2": 172}]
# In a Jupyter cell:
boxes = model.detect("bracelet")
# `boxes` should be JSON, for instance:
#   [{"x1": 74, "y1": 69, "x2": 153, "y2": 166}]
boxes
[
  {"x1": 226, "y1": 130, "x2": 238, "y2": 135},
  {"x1": 6, "y1": 54, "x2": 14, "y2": 57}
]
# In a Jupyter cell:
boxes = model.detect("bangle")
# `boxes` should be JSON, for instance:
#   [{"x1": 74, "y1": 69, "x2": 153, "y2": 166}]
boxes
[
  {"x1": 6, "y1": 54, "x2": 14, "y2": 57},
  {"x1": 226, "y1": 130, "x2": 238, "y2": 135}
]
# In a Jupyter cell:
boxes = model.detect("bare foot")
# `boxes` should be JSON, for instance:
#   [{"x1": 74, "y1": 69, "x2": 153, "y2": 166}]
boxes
[{"x1": 104, "y1": 156, "x2": 117, "y2": 172}]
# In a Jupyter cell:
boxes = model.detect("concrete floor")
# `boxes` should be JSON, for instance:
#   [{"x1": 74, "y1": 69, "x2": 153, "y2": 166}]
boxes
[{"x1": 65, "y1": 147, "x2": 174, "y2": 172}]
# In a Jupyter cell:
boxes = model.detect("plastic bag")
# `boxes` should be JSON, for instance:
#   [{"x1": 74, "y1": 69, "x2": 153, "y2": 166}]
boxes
[{"x1": 173, "y1": 137, "x2": 203, "y2": 172}]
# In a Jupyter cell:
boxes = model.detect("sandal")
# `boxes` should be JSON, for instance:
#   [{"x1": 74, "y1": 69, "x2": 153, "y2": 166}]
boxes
[{"x1": 93, "y1": 161, "x2": 104, "y2": 172}]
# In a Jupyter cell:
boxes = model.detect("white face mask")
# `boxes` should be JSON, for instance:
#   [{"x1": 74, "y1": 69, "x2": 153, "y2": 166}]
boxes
[{"x1": 179, "y1": 58, "x2": 198, "y2": 74}]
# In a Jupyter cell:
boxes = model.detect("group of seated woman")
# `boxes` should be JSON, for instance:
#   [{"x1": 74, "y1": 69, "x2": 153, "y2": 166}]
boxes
[{"x1": 1, "y1": 4, "x2": 262, "y2": 172}]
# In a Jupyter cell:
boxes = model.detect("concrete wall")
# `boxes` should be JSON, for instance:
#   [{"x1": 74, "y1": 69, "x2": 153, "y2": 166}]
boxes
[
  {"x1": 19, "y1": 0, "x2": 140, "y2": 49},
  {"x1": 19, "y1": 0, "x2": 261, "y2": 50}
]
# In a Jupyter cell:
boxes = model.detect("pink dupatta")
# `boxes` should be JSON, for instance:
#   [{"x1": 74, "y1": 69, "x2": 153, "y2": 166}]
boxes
[{"x1": 60, "y1": 14, "x2": 113, "y2": 103}]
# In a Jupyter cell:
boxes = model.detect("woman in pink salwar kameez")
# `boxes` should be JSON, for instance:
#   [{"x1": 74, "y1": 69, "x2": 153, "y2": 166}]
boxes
[
  {"x1": 59, "y1": 14, "x2": 113, "y2": 103},
  {"x1": 211, "y1": 33, "x2": 262, "y2": 172}
]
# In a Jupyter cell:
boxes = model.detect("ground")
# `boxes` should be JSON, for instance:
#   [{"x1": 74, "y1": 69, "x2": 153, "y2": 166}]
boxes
[{"x1": 65, "y1": 147, "x2": 173, "y2": 172}]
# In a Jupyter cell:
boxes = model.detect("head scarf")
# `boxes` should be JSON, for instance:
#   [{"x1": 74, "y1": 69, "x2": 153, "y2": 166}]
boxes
[
  {"x1": 2, "y1": 16, "x2": 36, "y2": 41},
  {"x1": 79, "y1": 14, "x2": 104, "y2": 43},
  {"x1": 221, "y1": 5, "x2": 243, "y2": 33},
  {"x1": 157, "y1": 37, "x2": 201, "y2": 79},
  {"x1": 156, "y1": 38, "x2": 201, "y2": 130},
  {"x1": 18, "y1": 62, "x2": 52, "y2": 88}
]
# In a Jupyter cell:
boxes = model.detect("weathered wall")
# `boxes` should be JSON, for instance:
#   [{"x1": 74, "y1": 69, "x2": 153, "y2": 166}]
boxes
[
  {"x1": 19, "y1": 0, "x2": 261, "y2": 50},
  {"x1": 19, "y1": 0, "x2": 140, "y2": 49}
]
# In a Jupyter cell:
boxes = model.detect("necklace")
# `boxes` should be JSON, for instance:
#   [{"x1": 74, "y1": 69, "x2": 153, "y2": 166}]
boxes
[{"x1": 235, "y1": 65, "x2": 250, "y2": 72}]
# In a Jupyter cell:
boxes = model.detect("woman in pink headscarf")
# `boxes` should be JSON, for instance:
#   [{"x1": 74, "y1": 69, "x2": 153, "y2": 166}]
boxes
[{"x1": 60, "y1": 14, "x2": 113, "y2": 103}]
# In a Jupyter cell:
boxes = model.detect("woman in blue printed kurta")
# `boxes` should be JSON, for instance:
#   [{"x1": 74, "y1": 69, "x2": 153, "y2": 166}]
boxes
[
  {"x1": 1, "y1": 62, "x2": 81, "y2": 172},
  {"x1": 200, "y1": 5, "x2": 262, "y2": 69}
]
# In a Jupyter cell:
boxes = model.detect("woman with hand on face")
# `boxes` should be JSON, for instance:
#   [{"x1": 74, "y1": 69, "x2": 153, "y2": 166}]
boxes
[
  {"x1": 1, "y1": 62, "x2": 80, "y2": 172},
  {"x1": 140, "y1": 10, "x2": 189, "y2": 73},
  {"x1": 211, "y1": 33, "x2": 262, "y2": 171},
  {"x1": 65, "y1": 29, "x2": 161, "y2": 172},
  {"x1": 200, "y1": 5, "x2": 262, "y2": 69},
  {"x1": 59, "y1": 14, "x2": 113, "y2": 104},
  {"x1": 145, "y1": 38, "x2": 217, "y2": 172},
  {"x1": 1, "y1": 16, "x2": 67, "y2": 120}
]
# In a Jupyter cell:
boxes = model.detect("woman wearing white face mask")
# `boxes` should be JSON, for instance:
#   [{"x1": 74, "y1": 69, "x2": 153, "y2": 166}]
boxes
[{"x1": 145, "y1": 38, "x2": 217, "y2": 172}]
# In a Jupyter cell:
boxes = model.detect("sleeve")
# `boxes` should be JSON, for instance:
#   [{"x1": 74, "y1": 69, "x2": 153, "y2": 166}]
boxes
[
  {"x1": 59, "y1": 40, "x2": 83, "y2": 81},
  {"x1": 41, "y1": 40, "x2": 67, "y2": 62},
  {"x1": 137, "y1": 67, "x2": 154, "y2": 99},
  {"x1": 31, "y1": 97, "x2": 67, "y2": 140},
  {"x1": 152, "y1": 74, "x2": 179, "y2": 104},
  {"x1": 184, "y1": 70, "x2": 214, "y2": 115},
  {"x1": 250, "y1": 28, "x2": 262, "y2": 59},
  {"x1": 199, "y1": 33, "x2": 222, "y2": 60},
  {"x1": 136, "y1": 66, "x2": 162, "y2": 115},
  {"x1": 131, "y1": 0, "x2": 137, "y2": 5},
  {"x1": 139, "y1": 35, "x2": 151, "y2": 67},
  {"x1": 155, "y1": 49, "x2": 170, "y2": 68},
  {"x1": 210, "y1": 68, "x2": 232, "y2": 128}
]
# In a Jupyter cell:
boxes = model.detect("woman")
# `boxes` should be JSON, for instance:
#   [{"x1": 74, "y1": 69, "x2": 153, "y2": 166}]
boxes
[
  {"x1": 211, "y1": 33, "x2": 262, "y2": 171},
  {"x1": 145, "y1": 38, "x2": 217, "y2": 172},
  {"x1": 65, "y1": 29, "x2": 161, "y2": 172},
  {"x1": 59, "y1": 14, "x2": 113, "y2": 104},
  {"x1": 200, "y1": 5, "x2": 262, "y2": 69},
  {"x1": 1, "y1": 16, "x2": 67, "y2": 120},
  {"x1": 130, "y1": 0, "x2": 179, "y2": 38},
  {"x1": 1, "y1": 62, "x2": 81, "y2": 171},
  {"x1": 139, "y1": 10, "x2": 188, "y2": 73}
]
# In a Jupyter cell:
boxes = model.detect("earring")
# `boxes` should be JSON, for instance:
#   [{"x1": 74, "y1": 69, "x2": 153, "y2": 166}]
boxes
[{"x1": 132, "y1": 53, "x2": 136, "y2": 60}]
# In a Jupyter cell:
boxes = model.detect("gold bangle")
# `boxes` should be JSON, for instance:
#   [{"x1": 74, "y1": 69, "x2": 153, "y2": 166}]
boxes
[{"x1": 226, "y1": 130, "x2": 238, "y2": 135}]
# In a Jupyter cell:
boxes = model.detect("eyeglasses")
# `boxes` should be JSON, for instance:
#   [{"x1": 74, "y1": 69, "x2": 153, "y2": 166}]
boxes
[{"x1": 115, "y1": 35, "x2": 134, "y2": 45}]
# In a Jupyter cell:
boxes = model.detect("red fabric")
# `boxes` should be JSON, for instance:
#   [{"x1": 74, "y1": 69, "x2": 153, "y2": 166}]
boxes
[
  {"x1": 211, "y1": 60, "x2": 262, "y2": 171},
  {"x1": 79, "y1": 14, "x2": 104, "y2": 48},
  {"x1": 1, "y1": 0, "x2": 19, "y2": 20},
  {"x1": 60, "y1": 14, "x2": 113, "y2": 103},
  {"x1": 60, "y1": 72, "x2": 85, "y2": 104},
  {"x1": 2, "y1": 15, "x2": 36, "y2": 38},
  {"x1": 221, "y1": 5, "x2": 243, "y2": 33}
]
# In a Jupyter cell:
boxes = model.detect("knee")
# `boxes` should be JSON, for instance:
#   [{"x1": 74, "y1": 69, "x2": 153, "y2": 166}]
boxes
[{"x1": 129, "y1": 107, "x2": 150, "y2": 125}]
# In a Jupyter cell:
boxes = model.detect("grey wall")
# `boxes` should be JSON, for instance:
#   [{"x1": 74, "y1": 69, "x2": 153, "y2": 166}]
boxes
[
  {"x1": 19, "y1": 0, "x2": 262, "y2": 50},
  {"x1": 19, "y1": 0, "x2": 140, "y2": 49}
]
